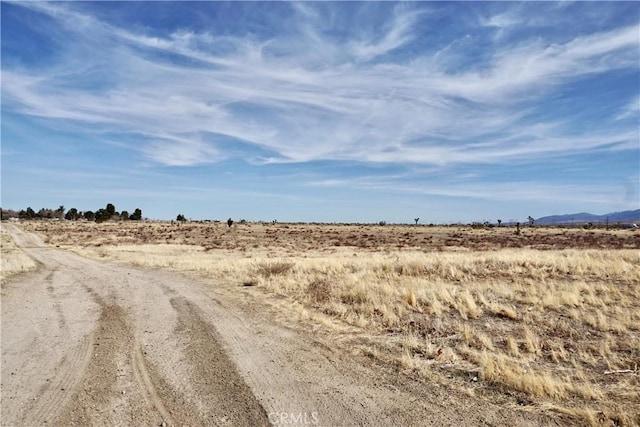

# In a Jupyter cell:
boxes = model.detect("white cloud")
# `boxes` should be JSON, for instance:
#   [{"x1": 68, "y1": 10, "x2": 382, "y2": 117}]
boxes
[
  {"x1": 348, "y1": 6, "x2": 424, "y2": 62},
  {"x1": 2, "y1": 1, "x2": 639, "y2": 171},
  {"x1": 141, "y1": 135, "x2": 224, "y2": 167},
  {"x1": 308, "y1": 175, "x2": 629, "y2": 208},
  {"x1": 481, "y1": 12, "x2": 519, "y2": 29},
  {"x1": 615, "y1": 95, "x2": 640, "y2": 121}
]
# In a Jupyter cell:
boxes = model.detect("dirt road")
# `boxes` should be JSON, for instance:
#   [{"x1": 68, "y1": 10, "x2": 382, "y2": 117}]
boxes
[{"x1": 1, "y1": 224, "x2": 558, "y2": 426}]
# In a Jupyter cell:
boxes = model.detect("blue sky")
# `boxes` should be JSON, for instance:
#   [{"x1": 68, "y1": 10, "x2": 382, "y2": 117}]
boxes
[{"x1": 1, "y1": 1, "x2": 639, "y2": 223}]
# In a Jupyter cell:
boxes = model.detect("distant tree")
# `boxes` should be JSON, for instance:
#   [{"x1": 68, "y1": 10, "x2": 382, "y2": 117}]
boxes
[
  {"x1": 120, "y1": 211, "x2": 130, "y2": 221},
  {"x1": 4, "y1": 209, "x2": 19, "y2": 219},
  {"x1": 497, "y1": 219, "x2": 502, "y2": 227},
  {"x1": 106, "y1": 203, "x2": 116, "y2": 217},
  {"x1": 129, "y1": 208, "x2": 142, "y2": 221},
  {"x1": 1, "y1": 208, "x2": 17, "y2": 220},
  {"x1": 84, "y1": 210, "x2": 95, "y2": 221},
  {"x1": 528, "y1": 216, "x2": 535, "y2": 227},
  {"x1": 176, "y1": 214, "x2": 186, "y2": 222},
  {"x1": 414, "y1": 218, "x2": 420, "y2": 225},
  {"x1": 26, "y1": 207, "x2": 36, "y2": 219},
  {"x1": 227, "y1": 218, "x2": 234, "y2": 228},
  {"x1": 38, "y1": 208, "x2": 53, "y2": 219},
  {"x1": 65, "y1": 208, "x2": 79, "y2": 221},
  {"x1": 56, "y1": 205, "x2": 65, "y2": 219},
  {"x1": 379, "y1": 221, "x2": 386, "y2": 226},
  {"x1": 95, "y1": 208, "x2": 109, "y2": 223}
]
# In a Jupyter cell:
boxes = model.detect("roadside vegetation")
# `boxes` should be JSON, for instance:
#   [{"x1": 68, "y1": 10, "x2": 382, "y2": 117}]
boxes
[
  {"x1": 14, "y1": 220, "x2": 640, "y2": 426},
  {"x1": 0, "y1": 225, "x2": 37, "y2": 283}
]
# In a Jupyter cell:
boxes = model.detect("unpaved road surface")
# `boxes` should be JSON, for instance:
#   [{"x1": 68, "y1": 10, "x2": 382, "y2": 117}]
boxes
[{"x1": 1, "y1": 224, "x2": 558, "y2": 426}]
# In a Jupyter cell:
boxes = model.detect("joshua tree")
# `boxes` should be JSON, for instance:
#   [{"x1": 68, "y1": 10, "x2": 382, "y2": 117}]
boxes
[
  {"x1": 227, "y1": 218, "x2": 234, "y2": 228},
  {"x1": 515, "y1": 222, "x2": 521, "y2": 235},
  {"x1": 528, "y1": 216, "x2": 535, "y2": 227},
  {"x1": 497, "y1": 219, "x2": 502, "y2": 227},
  {"x1": 414, "y1": 218, "x2": 420, "y2": 225}
]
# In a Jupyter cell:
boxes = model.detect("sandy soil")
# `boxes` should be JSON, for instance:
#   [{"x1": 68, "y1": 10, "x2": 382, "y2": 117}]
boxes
[{"x1": 1, "y1": 224, "x2": 560, "y2": 426}]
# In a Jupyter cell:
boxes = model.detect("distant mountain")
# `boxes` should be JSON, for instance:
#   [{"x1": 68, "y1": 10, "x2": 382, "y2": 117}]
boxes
[{"x1": 536, "y1": 209, "x2": 640, "y2": 225}]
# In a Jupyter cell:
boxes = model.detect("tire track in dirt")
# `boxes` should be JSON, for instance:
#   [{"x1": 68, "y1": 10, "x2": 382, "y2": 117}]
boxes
[
  {"x1": 131, "y1": 342, "x2": 175, "y2": 426},
  {"x1": 23, "y1": 335, "x2": 93, "y2": 426},
  {"x1": 50, "y1": 286, "x2": 171, "y2": 427},
  {"x1": 52, "y1": 303, "x2": 130, "y2": 426},
  {"x1": 170, "y1": 297, "x2": 270, "y2": 426},
  {"x1": 6, "y1": 266, "x2": 94, "y2": 426},
  {"x1": 27, "y1": 277, "x2": 121, "y2": 425},
  {"x1": 45, "y1": 268, "x2": 67, "y2": 330}
]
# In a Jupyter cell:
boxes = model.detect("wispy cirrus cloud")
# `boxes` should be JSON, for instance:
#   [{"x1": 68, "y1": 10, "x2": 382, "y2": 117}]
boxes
[
  {"x1": 348, "y1": 6, "x2": 425, "y2": 62},
  {"x1": 4, "y1": 2, "x2": 638, "y2": 168},
  {"x1": 309, "y1": 176, "x2": 620, "y2": 206},
  {"x1": 615, "y1": 95, "x2": 640, "y2": 121}
]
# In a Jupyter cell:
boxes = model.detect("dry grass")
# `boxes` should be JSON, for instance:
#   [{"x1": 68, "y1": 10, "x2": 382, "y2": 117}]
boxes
[
  {"x1": 16, "y1": 220, "x2": 640, "y2": 425},
  {"x1": 254, "y1": 261, "x2": 295, "y2": 278},
  {"x1": 0, "y1": 225, "x2": 37, "y2": 283}
]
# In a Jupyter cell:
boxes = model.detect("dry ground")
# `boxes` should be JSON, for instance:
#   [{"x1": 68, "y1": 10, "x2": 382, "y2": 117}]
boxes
[
  {"x1": 3, "y1": 222, "x2": 557, "y2": 427},
  {"x1": 10, "y1": 220, "x2": 640, "y2": 425}
]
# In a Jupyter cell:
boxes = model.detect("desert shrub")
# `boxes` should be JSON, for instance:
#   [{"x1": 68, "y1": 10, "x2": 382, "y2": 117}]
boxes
[
  {"x1": 254, "y1": 261, "x2": 294, "y2": 278},
  {"x1": 394, "y1": 262, "x2": 427, "y2": 277},
  {"x1": 307, "y1": 278, "x2": 333, "y2": 303}
]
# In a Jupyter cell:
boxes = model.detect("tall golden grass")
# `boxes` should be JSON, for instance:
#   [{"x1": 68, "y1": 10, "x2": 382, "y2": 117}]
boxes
[{"x1": 0, "y1": 225, "x2": 37, "y2": 283}]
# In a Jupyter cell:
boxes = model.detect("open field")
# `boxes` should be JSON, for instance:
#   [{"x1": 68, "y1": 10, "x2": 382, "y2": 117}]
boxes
[
  {"x1": 2, "y1": 223, "x2": 558, "y2": 427},
  {"x1": 13, "y1": 221, "x2": 640, "y2": 425}
]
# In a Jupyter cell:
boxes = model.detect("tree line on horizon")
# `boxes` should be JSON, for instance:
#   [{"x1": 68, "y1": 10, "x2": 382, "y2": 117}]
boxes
[{"x1": 1, "y1": 204, "x2": 142, "y2": 223}]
